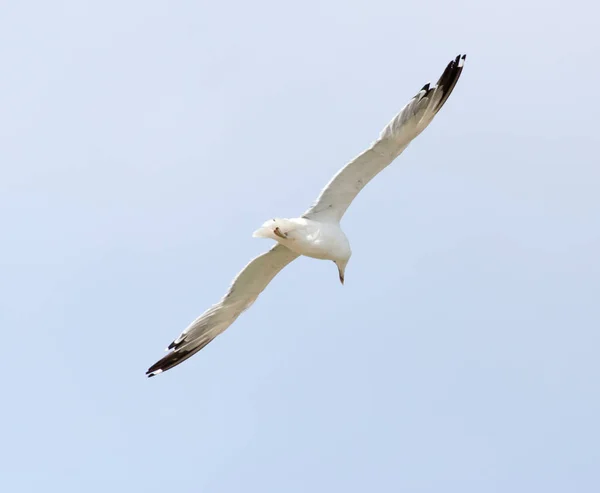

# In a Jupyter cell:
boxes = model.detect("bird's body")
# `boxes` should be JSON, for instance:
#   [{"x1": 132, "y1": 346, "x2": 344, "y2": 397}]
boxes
[
  {"x1": 253, "y1": 217, "x2": 351, "y2": 262},
  {"x1": 147, "y1": 54, "x2": 467, "y2": 377}
]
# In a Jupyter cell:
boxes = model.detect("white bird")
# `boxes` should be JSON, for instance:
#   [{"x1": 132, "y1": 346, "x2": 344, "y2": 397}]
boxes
[{"x1": 147, "y1": 54, "x2": 466, "y2": 377}]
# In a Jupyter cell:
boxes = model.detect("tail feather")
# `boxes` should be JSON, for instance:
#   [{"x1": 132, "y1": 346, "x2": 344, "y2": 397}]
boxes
[{"x1": 252, "y1": 218, "x2": 297, "y2": 240}]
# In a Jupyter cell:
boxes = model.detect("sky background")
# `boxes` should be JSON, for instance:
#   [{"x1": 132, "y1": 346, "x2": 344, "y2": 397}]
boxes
[{"x1": 2, "y1": 1, "x2": 599, "y2": 491}]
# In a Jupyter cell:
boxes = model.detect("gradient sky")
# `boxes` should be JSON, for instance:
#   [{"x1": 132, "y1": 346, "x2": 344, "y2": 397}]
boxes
[{"x1": 2, "y1": 1, "x2": 599, "y2": 492}]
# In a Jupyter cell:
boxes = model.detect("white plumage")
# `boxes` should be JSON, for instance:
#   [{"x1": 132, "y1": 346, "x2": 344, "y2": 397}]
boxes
[{"x1": 147, "y1": 54, "x2": 466, "y2": 377}]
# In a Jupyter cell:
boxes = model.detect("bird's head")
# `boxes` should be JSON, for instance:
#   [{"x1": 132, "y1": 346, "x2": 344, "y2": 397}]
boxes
[{"x1": 334, "y1": 257, "x2": 350, "y2": 285}]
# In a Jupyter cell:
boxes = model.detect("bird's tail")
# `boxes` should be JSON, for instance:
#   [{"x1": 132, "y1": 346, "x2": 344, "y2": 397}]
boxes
[{"x1": 252, "y1": 218, "x2": 297, "y2": 240}]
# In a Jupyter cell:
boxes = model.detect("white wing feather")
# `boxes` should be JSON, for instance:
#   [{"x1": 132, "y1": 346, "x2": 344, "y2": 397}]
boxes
[
  {"x1": 146, "y1": 244, "x2": 299, "y2": 376},
  {"x1": 303, "y1": 54, "x2": 466, "y2": 222}
]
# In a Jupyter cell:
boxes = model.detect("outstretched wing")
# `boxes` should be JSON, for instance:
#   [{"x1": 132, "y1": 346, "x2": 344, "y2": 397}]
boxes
[
  {"x1": 303, "y1": 54, "x2": 466, "y2": 222},
  {"x1": 146, "y1": 243, "x2": 299, "y2": 377}
]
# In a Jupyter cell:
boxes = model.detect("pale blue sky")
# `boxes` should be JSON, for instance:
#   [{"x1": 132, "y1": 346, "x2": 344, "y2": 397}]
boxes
[{"x1": 2, "y1": 1, "x2": 599, "y2": 491}]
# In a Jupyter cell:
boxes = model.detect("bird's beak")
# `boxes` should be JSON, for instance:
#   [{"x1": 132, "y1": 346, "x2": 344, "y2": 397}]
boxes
[{"x1": 338, "y1": 266, "x2": 345, "y2": 285}]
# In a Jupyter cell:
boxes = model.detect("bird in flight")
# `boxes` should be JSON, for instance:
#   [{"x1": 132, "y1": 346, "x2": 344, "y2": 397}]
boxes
[{"x1": 147, "y1": 54, "x2": 466, "y2": 377}]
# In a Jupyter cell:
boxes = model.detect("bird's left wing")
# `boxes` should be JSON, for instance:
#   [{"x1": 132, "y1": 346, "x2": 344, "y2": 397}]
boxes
[
  {"x1": 146, "y1": 243, "x2": 299, "y2": 377},
  {"x1": 303, "y1": 54, "x2": 466, "y2": 222}
]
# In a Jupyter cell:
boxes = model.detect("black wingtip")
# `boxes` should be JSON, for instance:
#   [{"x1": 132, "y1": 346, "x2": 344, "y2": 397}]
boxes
[
  {"x1": 421, "y1": 82, "x2": 431, "y2": 92},
  {"x1": 146, "y1": 348, "x2": 193, "y2": 377},
  {"x1": 431, "y1": 53, "x2": 467, "y2": 113},
  {"x1": 146, "y1": 338, "x2": 213, "y2": 377}
]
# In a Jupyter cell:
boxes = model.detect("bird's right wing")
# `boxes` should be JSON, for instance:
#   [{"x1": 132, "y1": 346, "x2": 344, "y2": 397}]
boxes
[
  {"x1": 146, "y1": 243, "x2": 299, "y2": 377},
  {"x1": 303, "y1": 54, "x2": 466, "y2": 222}
]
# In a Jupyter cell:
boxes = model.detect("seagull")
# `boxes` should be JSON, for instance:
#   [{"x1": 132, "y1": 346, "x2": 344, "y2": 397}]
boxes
[{"x1": 147, "y1": 54, "x2": 466, "y2": 377}]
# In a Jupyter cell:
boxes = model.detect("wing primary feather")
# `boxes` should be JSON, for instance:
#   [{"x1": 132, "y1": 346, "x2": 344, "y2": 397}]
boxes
[
  {"x1": 433, "y1": 54, "x2": 466, "y2": 113},
  {"x1": 302, "y1": 54, "x2": 466, "y2": 222},
  {"x1": 147, "y1": 339, "x2": 213, "y2": 377},
  {"x1": 146, "y1": 244, "x2": 298, "y2": 377}
]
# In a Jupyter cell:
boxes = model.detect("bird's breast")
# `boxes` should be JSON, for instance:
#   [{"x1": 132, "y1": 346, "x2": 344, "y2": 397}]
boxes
[{"x1": 283, "y1": 219, "x2": 350, "y2": 261}]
